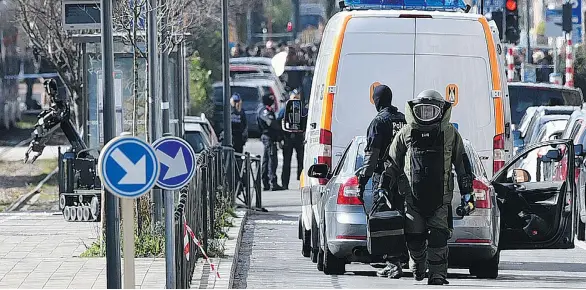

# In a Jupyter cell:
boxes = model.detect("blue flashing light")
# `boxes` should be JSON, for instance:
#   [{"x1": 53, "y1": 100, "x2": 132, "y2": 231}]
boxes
[{"x1": 344, "y1": 0, "x2": 467, "y2": 11}]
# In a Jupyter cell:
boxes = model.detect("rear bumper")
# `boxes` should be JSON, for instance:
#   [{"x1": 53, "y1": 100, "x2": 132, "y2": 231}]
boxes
[{"x1": 447, "y1": 243, "x2": 498, "y2": 267}]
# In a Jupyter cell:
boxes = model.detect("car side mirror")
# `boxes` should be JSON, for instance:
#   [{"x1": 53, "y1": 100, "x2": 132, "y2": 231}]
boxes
[
  {"x1": 545, "y1": 149, "x2": 562, "y2": 162},
  {"x1": 282, "y1": 99, "x2": 304, "y2": 133},
  {"x1": 308, "y1": 163, "x2": 329, "y2": 179},
  {"x1": 513, "y1": 168, "x2": 531, "y2": 183}
]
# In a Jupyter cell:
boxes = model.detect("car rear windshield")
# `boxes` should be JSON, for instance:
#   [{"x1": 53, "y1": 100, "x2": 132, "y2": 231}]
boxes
[
  {"x1": 184, "y1": 132, "x2": 209, "y2": 154},
  {"x1": 213, "y1": 86, "x2": 260, "y2": 104},
  {"x1": 509, "y1": 86, "x2": 583, "y2": 125}
]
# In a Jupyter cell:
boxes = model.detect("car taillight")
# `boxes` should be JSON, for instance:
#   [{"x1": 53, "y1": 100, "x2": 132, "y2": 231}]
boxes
[
  {"x1": 493, "y1": 134, "x2": 505, "y2": 174},
  {"x1": 473, "y1": 179, "x2": 491, "y2": 208},
  {"x1": 337, "y1": 176, "x2": 363, "y2": 205},
  {"x1": 318, "y1": 129, "x2": 332, "y2": 185}
]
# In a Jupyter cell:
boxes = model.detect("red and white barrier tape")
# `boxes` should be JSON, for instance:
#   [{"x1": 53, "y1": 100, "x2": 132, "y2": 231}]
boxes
[
  {"x1": 566, "y1": 33, "x2": 574, "y2": 88},
  {"x1": 507, "y1": 47, "x2": 515, "y2": 82},
  {"x1": 184, "y1": 217, "x2": 221, "y2": 279}
]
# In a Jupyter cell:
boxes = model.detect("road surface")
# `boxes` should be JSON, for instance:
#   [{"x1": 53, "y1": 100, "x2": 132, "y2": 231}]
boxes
[{"x1": 233, "y1": 140, "x2": 586, "y2": 288}]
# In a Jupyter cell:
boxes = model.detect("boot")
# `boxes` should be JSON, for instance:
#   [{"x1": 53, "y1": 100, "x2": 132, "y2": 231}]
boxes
[{"x1": 428, "y1": 277, "x2": 449, "y2": 285}]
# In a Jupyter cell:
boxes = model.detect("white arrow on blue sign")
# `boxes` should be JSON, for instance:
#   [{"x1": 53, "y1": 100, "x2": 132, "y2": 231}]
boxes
[
  {"x1": 152, "y1": 136, "x2": 197, "y2": 190},
  {"x1": 98, "y1": 136, "x2": 160, "y2": 198}
]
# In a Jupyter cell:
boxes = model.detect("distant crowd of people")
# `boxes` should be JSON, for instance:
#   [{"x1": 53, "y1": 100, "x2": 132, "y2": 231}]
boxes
[{"x1": 230, "y1": 40, "x2": 319, "y2": 67}]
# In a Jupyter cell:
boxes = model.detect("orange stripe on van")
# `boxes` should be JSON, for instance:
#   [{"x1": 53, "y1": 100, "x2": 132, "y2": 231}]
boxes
[
  {"x1": 320, "y1": 15, "x2": 352, "y2": 130},
  {"x1": 478, "y1": 17, "x2": 505, "y2": 135}
]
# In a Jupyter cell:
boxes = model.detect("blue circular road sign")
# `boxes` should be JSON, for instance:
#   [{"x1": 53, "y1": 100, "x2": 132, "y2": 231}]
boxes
[
  {"x1": 152, "y1": 136, "x2": 197, "y2": 190},
  {"x1": 98, "y1": 136, "x2": 160, "y2": 199}
]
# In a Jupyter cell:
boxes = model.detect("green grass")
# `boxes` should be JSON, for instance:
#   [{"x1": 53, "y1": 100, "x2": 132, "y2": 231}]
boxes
[{"x1": 15, "y1": 115, "x2": 37, "y2": 130}]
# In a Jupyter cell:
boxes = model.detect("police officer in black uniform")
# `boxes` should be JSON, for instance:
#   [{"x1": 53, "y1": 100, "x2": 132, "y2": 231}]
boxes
[
  {"x1": 257, "y1": 93, "x2": 284, "y2": 191},
  {"x1": 277, "y1": 90, "x2": 305, "y2": 190},
  {"x1": 357, "y1": 84, "x2": 407, "y2": 279}
]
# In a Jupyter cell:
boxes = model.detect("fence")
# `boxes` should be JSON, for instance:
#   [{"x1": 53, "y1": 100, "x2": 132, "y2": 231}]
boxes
[{"x1": 174, "y1": 146, "x2": 262, "y2": 288}]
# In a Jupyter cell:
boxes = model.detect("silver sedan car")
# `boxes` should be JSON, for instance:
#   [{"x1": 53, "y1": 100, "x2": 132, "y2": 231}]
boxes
[
  {"x1": 307, "y1": 136, "x2": 500, "y2": 277},
  {"x1": 448, "y1": 140, "x2": 500, "y2": 279}
]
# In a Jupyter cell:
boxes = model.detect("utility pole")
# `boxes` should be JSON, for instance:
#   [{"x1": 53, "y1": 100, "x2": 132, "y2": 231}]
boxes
[
  {"x1": 148, "y1": 0, "x2": 162, "y2": 224},
  {"x1": 159, "y1": 0, "x2": 176, "y2": 287},
  {"x1": 525, "y1": 0, "x2": 532, "y2": 63},
  {"x1": 292, "y1": 0, "x2": 300, "y2": 41},
  {"x1": 222, "y1": 0, "x2": 232, "y2": 147},
  {"x1": 100, "y1": 0, "x2": 121, "y2": 288}
]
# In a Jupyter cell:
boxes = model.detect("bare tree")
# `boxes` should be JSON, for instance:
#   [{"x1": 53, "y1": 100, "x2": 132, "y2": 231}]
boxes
[{"x1": 12, "y1": 0, "x2": 85, "y2": 130}]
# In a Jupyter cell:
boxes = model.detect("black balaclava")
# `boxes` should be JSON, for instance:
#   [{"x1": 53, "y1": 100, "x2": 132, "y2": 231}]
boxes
[
  {"x1": 262, "y1": 94, "x2": 275, "y2": 106},
  {"x1": 373, "y1": 85, "x2": 392, "y2": 112}
]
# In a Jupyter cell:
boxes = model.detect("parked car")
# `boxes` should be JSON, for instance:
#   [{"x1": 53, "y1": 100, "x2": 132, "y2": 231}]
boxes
[
  {"x1": 231, "y1": 74, "x2": 288, "y2": 105},
  {"x1": 508, "y1": 82, "x2": 583, "y2": 127},
  {"x1": 521, "y1": 114, "x2": 571, "y2": 150},
  {"x1": 552, "y1": 110, "x2": 586, "y2": 240},
  {"x1": 184, "y1": 113, "x2": 219, "y2": 146},
  {"x1": 304, "y1": 136, "x2": 584, "y2": 278},
  {"x1": 514, "y1": 106, "x2": 579, "y2": 154},
  {"x1": 184, "y1": 122, "x2": 212, "y2": 154},
  {"x1": 212, "y1": 81, "x2": 280, "y2": 137}
]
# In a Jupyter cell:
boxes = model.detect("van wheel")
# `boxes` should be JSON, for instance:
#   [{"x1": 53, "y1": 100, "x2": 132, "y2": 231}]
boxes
[
  {"x1": 317, "y1": 248, "x2": 324, "y2": 271},
  {"x1": 323, "y1": 235, "x2": 345, "y2": 275},
  {"x1": 579, "y1": 221, "x2": 585, "y2": 241},
  {"x1": 470, "y1": 251, "x2": 499, "y2": 279},
  {"x1": 302, "y1": 229, "x2": 311, "y2": 258},
  {"x1": 310, "y1": 217, "x2": 319, "y2": 263}
]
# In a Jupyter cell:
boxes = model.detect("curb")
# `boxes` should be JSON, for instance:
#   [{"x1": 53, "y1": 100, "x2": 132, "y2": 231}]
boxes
[{"x1": 228, "y1": 209, "x2": 249, "y2": 289}]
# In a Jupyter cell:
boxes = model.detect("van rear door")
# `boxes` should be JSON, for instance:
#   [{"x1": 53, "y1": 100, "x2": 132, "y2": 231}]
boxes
[
  {"x1": 332, "y1": 16, "x2": 416, "y2": 162},
  {"x1": 413, "y1": 17, "x2": 495, "y2": 173}
]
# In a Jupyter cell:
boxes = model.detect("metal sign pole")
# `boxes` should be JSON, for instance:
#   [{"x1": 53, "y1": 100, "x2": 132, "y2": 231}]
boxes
[
  {"x1": 100, "y1": 0, "x2": 122, "y2": 288},
  {"x1": 148, "y1": 0, "x2": 162, "y2": 225},
  {"x1": 222, "y1": 0, "x2": 232, "y2": 147},
  {"x1": 121, "y1": 198, "x2": 136, "y2": 289}
]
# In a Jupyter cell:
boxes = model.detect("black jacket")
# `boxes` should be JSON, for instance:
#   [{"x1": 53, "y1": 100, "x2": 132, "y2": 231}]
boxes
[
  {"x1": 257, "y1": 105, "x2": 280, "y2": 139},
  {"x1": 231, "y1": 107, "x2": 248, "y2": 143},
  {"x1": 360, "y1": 85, "x2": 407, "y2": 184}
]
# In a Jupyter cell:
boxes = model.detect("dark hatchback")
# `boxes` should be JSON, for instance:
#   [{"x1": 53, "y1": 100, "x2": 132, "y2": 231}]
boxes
[{"x1": 509, "y1": 83, "x2": 583, "y2": 127}]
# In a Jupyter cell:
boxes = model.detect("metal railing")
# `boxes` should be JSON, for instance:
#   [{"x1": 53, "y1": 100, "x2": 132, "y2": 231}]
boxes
[
  {"x1": 234, "y1": 152, "x2": 265, "y2": 211},
  {"x1": 174, "y1": 146, "x2": 263, "y2": 288}
]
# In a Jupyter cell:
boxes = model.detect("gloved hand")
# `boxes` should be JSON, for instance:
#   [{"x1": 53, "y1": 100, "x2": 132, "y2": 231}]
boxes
[
  {"x1": 456, "y1": 193, "x2": 476, "y2": 217},
  {"x1": 357, "y1": 176, "x2": 370, "y2": 203}
]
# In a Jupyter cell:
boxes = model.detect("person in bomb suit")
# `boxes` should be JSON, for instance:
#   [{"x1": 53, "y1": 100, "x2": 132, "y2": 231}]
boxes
[{"x1": 379, "y1": 89, "x2": 474, "y2": 285}]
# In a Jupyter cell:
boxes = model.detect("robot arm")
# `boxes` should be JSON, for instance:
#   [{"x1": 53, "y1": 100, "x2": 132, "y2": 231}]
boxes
[{"x1": 24, "y1": 79, "x2": 87, "y2": 163}]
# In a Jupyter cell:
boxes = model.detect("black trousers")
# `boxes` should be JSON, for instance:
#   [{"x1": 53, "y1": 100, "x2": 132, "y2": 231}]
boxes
[
  {"x1": 281, "y1": 137, "x2": 303, "y2": 188},
  {"x1": 233, "y1": 138, "x2": 244, "y2": 154},
  {"x1": 261, "y1": 134, "x2": 278, "y2": 187}
]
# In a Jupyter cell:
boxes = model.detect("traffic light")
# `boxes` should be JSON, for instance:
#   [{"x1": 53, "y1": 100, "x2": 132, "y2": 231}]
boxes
[
  {"x1": 562, "y1": 2, "x2": 572, "y2": 33},
  {"x1": 488, "y1": 11, "x2": 504, "y2": 40},
  {"x1": 504, "y1": 0, "x2": 520, "y2": 43}
]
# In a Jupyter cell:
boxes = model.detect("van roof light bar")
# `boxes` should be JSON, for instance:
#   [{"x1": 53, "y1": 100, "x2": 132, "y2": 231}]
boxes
[{"x1": 341, "y1": 0, "x2": 469, "y2": 12}]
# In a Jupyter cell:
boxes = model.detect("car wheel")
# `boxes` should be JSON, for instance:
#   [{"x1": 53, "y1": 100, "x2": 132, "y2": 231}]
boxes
[
  {"x1": 310, "y1": 217, "x2": 319, "y2": 263},
  {"x1": 323, "y1": 236, "x2": 345, "y2": 275},
  {"x1": 579, "y1": 220, "x2": 585, "y2": 241},
  {"x1": 317, "y1": 248, "x2": 324, "y2": 271},
  {"x1": 469, "y1": 250, "x2": 499, "y2": 279},
  {"x1": 300, "y1": 216, "x2": 311, "y2": 257}
]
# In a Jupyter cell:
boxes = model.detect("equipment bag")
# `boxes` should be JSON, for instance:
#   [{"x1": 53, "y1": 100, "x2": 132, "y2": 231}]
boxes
[{"x1": 365, "y1": 190, "x2": 406, "y2": 257}]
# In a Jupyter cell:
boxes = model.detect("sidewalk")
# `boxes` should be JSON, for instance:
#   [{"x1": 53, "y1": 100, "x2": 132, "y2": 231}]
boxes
[
  {"x1": 190, "y1": 211, "x2": 247, "y2": 289},
  {"x1": 0, "y1": 213, "x2": 165, "y2": 289}
]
